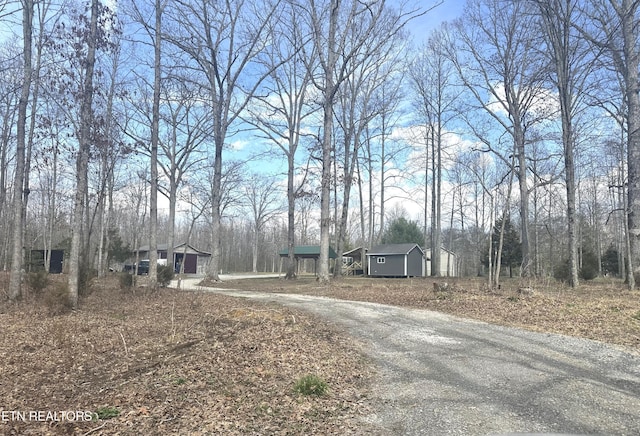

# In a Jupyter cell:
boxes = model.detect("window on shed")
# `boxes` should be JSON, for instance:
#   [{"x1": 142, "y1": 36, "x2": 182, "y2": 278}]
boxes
[{"x1": 377, "y1": 257, "x2": 385, "y2": 264}]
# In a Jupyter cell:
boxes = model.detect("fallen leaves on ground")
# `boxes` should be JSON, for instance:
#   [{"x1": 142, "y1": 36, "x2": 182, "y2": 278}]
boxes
[
  {"x1": 0, "y1": 274, "x2": 372, "y2": 435},
  {"x1": 3, "y1": 273, "x2": 639, "y2": 435}
]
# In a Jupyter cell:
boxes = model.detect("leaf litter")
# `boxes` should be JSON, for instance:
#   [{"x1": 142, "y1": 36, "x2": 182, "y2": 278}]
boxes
[{"x1": 1, "y1": 273, "x2": 639, "y2": 435}]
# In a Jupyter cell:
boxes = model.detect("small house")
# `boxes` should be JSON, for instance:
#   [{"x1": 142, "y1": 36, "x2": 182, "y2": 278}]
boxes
[
  {"x1": 135, "y1": 243, "x2": 211, "y2": 274},
  {"x1": 342, "y1": 247, "x2": 366, "y2": 275},
  {"x1": 29, "y1": 249, "x2": 64, "y2": 274},
  {"x1": 367, "y1": 243, "x2": 425, "y2": 277}
]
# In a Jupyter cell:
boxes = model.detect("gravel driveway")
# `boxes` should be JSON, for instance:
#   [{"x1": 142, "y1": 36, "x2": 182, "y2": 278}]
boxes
[{"x1": 174, "y1": 279, "x2": 640, "y2": 435}]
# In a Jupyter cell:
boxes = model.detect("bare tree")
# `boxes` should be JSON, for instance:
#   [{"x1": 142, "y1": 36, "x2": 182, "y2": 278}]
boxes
[
  {"x1": 166, "y1": 0, "x2": 282, "y2": 281},
  {"x1": 126, "y1": 0, "x2": 173, "y2": 284},
  {"x1": 304, "y1": 0, "x2": 423, "y2": 282},
  {"x1": 532, "y1": 0, "x2": 597, "y2": 287},
  {"x1": 68, "y1": 0, "x2": 100, "y2": 308},
  {"x1": 94, "y1": 37, "x2": 129, "y2": 277},
  {"x1": 450, "y1": 0, "x2": 548, "y2": 279},
  {"x1": 359, "y1": 78, "x2": 407, "y2": 249},
  {"x1": 0, "y1": 44, "x2": 21, "y2": 266},
  {"x1": 157, "y1": 79, "x2": 210, "y2": 273},
  {"x1": 8, "y1": 0, "x2": 33, "y2": 300},
  {"x1": 456, "y1": 150, "x2": 498, "y2": 277},
  {"x1": 243, "y1": 174, "x2": 283, "y2": 273},
  {"x1": 409, "y1": 25, "x2": 461, "y2": 276},
  {"x1": 245, "y1": 1, "x2": 317, "y2": 279},
  {"x1": 581, "y1": 0, "x2": 640, "y2": 288},
  {"x1": 333, "y1": 29, "x2": 407, "y2": 277},
  {"x1": 147, "y1": 0, "x2": 164, "y2": 287}
]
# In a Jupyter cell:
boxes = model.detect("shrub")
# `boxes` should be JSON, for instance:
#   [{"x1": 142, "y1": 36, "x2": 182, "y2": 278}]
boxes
[
  {"x1": 27, "y1": 270, "x2": 49, "y2": 295},
  {"x1": 79, "y1": 266, "x2": 97, "y2": 296},
  {"x1": 157, "y1": 264, "x2": 174, "y2": 287},
  {"x1": 555, "y1": 253, "x2": 600, "y2": 282},
  {"x1": 43, "y1": 283, "x2": 72, "y2": 316},
  {"x1": 293, "y1": 374, "x2": 328, "y2": 396},
  {"x1": 553, "y1": 259, "x2": 571, "y2": 283},
  {"x1": 119, "y1": 272, "x2": 133, "y2": 290},
  {"x1": 602, "y1": 246, "x2": 619, "y2": 276},
  {"x1": 580, "y1": 251, "x2": 599, "y2": 281},
  {"x1": 634, "y1": 272, "x2": 640, "y2": 287}
]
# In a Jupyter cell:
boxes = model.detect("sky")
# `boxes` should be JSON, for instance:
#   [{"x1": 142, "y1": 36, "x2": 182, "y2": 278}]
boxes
[
  {"x1": 1, "y1": 0, "x2": 468, "y2": 226},
  {"x1": 225, "y1": 0, "x2": 470, "y2": 224},
  {"x1": 406, "y1": 0, "x2": 466, "y2": 41}
]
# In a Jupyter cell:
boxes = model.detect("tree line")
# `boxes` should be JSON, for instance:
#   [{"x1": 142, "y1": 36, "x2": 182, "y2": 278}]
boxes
[{"x1": 2, "y1": 0, "x2": 640, "y2": 307}]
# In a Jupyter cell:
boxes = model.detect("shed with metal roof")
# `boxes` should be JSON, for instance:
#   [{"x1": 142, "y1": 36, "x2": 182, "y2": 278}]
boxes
[{"x1": 278, "y1": 245, "x2": 337, "y2": 276}]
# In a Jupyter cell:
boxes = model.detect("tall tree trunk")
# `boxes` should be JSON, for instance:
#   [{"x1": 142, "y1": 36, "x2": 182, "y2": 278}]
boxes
[
  {"x1": 334, "y1": 131, "x2": 361, "y2": 278},
  {"x1": 535, "y1": 0, "x2": 581, "y2": 287},
  {"x1": 207, "y1": 133, "x2": 223, "y2": 281},
  {"x1": 379, "y1": 115, "x2": 386, "y2": 243},
  {"x1": 515, "y1": 122, "x2": 531, "y2": 277},
  {"x1": 285, "y1": 151, "x2": 296, "y2": 279},
  {"x1": 319, "y1": 100, "x2": 334, "y2": 282},
  {"x1": 317, "y1": 0, "x2": 339, "y2": 284},
  {"x1": 168, "y1": 176, "x2": 177, "y2": 273},
  {"x1": 494, "y1": 160, "x2": 516, "y2": 288},
  {"x1": 587, "y1": 0, "x2": 640, "y2": 288},
  {"x1": 9, "y1": 0, "x2": 33, "y2": 301},
  {"x1": 69, "y1": 0, "x2": 99, "y2": 308},
  {"x1": 357, "y1": 150, "x2": 365, "y2": 243},
  {"x1": 148, "y1": 0, "x2": 163, "y2": 288},
  {"x1": 620, "y1": 1, "x2": 640, "y2": 288},
  {"x1": 46, "y1": 146, "x2": 59, "y2": 273},
  {"x1": 424, "y1": 127, "x2": 430, "y2": 274},
  {"x1": 431, "y1": 118, "x2": 442, "y2": 276},
  {"x1": 98, "y1": 48, "x2": 119, "y2": 278}
]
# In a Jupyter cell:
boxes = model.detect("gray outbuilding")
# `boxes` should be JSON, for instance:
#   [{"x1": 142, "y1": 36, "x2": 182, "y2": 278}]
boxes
[{"x1": 367, "y1": 243, "x2": 425, "y2": 277}]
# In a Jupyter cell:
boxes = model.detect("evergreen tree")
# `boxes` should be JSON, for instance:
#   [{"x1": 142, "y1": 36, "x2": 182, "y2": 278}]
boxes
[
  {"x1": 382, "y1": 218, "x2": 425, "y2": 245},
  {"x1": 487, "y1": 218, "x2": 522, "y2": 278},
  {"x1": 602, "y1": 246, "x2": 619, "y2": 277}
]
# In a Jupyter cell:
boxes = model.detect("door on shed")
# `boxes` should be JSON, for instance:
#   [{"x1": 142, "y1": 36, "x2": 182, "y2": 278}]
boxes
[
  {"x1": 174, "y1": 253, "x2": 197, "y2": 274},
  {"x1": 184, "y1": 254, "x2": 197, "y2": 273}
]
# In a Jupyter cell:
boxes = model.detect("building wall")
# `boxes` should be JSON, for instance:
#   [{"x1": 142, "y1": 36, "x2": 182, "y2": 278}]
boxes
[
  {"x1": 407, "y1": 248, "x2": 424, "y2": 277},
  {"x1": 425, "y1": 249, "x2": 457, "y2": 276},
  {"x1": 30, "y1": 250, "x2": 64, "y2": 274},
  {"x1": 368, "y1": 254, "x2": 406, "y2": 276},
  {"x1": 136, "y1": 249, "x2": 209, "y2": 274},
  {"x1": 368, "y1": 253, "x2": 427, "y2": 277}
]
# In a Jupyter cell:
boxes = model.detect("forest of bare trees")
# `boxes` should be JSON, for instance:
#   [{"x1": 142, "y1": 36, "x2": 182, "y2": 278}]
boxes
[{"x1": 1, "y1": 0, "x2": 640, "y2": 303}]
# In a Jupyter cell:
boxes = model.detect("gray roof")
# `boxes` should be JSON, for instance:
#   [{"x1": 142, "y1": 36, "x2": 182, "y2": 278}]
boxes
[{"x1": 367, "y1": 243, "x2": 424, "y2": 256}]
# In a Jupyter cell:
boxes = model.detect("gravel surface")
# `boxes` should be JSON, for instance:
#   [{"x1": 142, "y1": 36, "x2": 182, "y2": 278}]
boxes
[{"x1": 175, "y1": 279, "x2": 640, "y2": 435}]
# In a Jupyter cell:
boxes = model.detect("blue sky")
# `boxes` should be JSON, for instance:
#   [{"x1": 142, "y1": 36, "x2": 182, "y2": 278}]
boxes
[{"x1": 406, "y1": 0, "x2": 466, "y2": 41}]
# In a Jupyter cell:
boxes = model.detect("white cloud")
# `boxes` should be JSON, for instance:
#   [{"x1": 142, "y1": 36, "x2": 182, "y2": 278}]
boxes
[{"x1": 227, "y1": 140, "x2": 249, "y2": 151}]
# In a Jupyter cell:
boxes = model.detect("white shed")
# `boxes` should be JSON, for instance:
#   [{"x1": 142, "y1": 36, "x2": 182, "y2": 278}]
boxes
[{"x1": 425, "y1": 247, "x2": 458, "y2": 277}]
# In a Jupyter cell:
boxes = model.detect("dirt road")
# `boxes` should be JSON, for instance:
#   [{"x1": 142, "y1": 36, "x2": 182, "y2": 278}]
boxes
[{"x1": 175, "y1": 280, "x2": 640, "y2": 435}]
